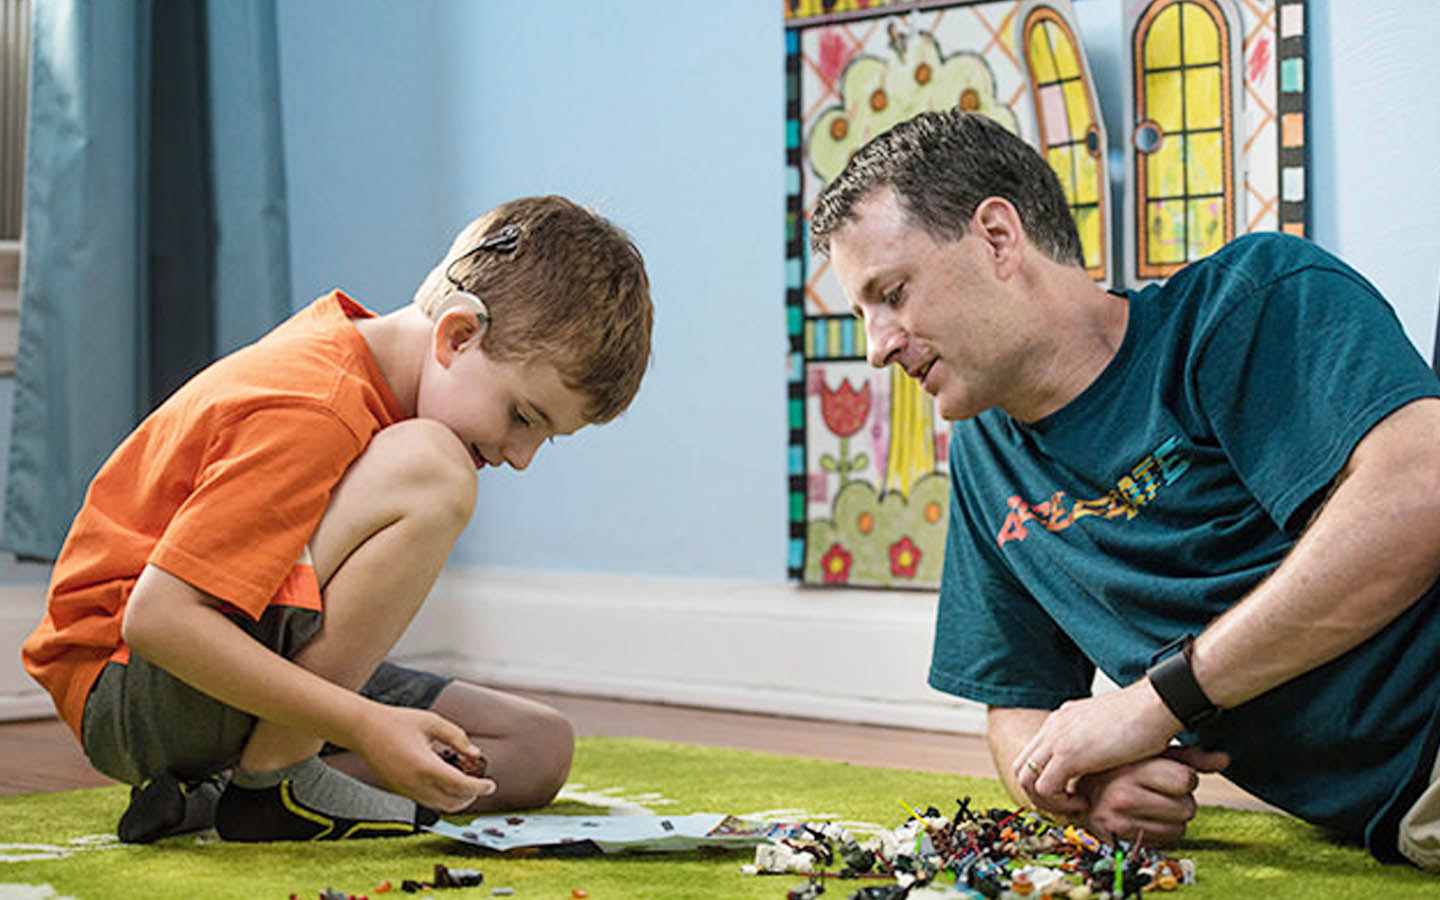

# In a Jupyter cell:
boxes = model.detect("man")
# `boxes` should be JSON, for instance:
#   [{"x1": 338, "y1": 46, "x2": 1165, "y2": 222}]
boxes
[{"x1": 808, "y1": 109, "x2": 1440, "y2": 869}]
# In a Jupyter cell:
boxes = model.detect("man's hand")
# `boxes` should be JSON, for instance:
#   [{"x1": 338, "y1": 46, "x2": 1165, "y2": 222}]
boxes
[
  {"x1": 1014, "y1": 678, "x2": 1182, "y2": 810},
  {"x1": 353, "y1": 704, "x2": 496, "y2": 812},
  {"x1": 1073, "y1": 746, "x2": 1229, "y2": 846}
]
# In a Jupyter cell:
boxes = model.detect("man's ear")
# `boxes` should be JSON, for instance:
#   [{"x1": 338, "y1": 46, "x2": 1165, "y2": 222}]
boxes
[
  {"x1": 432, "y1": 290, "x2": 490, "y2": 366},
  {"x1": 970, "y1": 197, "x2": 1025, "y2": 278}
]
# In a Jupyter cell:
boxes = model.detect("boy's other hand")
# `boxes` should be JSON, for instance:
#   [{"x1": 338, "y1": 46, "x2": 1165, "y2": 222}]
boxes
[{"x1": 357, "y1": 705, "x2": 496, "y2": 812}]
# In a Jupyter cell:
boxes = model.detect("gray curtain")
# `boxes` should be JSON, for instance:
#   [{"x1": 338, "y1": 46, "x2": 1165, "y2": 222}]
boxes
[{"x1": 2, "y1": 0, "x2": 291, "y2": 560}]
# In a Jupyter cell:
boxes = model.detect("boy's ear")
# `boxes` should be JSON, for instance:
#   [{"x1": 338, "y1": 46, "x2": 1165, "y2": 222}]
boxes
[{"x1": 432, "y1": 290, "x2": 490, "y2": 366}]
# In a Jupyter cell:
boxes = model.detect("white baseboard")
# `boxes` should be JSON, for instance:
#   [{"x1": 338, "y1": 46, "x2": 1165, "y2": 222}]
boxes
[
  {"x1": 0, "y1": 565, "x2": 989, "y2": 735},
  {"x1": 396, "y1": 567, "x2": 987, "y2": 735},
  {"x1": 0, "y1": 582, "x2": 57, "y2": 721}
]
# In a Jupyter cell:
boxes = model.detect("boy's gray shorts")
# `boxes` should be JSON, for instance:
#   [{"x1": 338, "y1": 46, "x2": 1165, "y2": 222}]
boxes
[{"x1": 80, "y1": 604, "x2": 452, "y2": 786}]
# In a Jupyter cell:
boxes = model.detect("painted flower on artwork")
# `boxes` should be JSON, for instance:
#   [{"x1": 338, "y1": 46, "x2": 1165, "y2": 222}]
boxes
[
  {"x1": 888, "y1": 535, "x2": 921, "y2": 579},
  {"x1": 820, "y1": 377, "x2": 873, "y2": 488},
  {"x1": 821, "y1": 542, "x2": 853, "y2": 584},
  {"x1": 820, "y1": 378, "x2": 872, "y2": 437}
]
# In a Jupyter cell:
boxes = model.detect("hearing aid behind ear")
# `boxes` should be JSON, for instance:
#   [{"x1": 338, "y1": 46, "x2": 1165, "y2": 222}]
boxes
[
  {"x1": 437, "y1": 223, "x2": 515, "y2": 329},
  {"x1": 436, "y1": 289, "x2": 489, "y2": 325}
]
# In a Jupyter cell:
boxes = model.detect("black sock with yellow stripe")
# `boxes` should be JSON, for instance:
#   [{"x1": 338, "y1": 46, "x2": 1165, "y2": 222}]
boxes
[{"x1": 215, "y1": 757, "x2": 438, "y2": 841}]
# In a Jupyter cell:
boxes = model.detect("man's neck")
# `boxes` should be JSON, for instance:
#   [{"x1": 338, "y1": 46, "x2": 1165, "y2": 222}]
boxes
[{"x1": 1005, "y1": 271, "x2": 1130, "y2": 424}]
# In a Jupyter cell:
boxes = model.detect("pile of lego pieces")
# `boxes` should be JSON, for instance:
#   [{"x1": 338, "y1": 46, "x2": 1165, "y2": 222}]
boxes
[{"x1": 742, "y1": 798, "x2": 1197, "y2": 900}]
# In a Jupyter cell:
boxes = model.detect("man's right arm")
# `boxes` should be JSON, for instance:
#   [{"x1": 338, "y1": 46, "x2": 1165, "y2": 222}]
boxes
[{"x1": 987, "y1": 705, "x2": 1226, "y2": 845}]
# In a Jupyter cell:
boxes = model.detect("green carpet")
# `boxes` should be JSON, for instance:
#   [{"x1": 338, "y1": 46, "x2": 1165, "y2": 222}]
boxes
[{"x1": 0, "y1": 737, "x2": 1434, "y2": 899}]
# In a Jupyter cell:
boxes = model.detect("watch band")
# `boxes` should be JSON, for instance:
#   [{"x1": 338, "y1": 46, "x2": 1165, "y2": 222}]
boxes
[{"x1": 1146, "y1": 634, "x2": 1221, "y2": 730}]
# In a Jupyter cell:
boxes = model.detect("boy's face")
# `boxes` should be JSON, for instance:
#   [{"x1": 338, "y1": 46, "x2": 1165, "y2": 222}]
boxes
[{"x1": 417, "y1": 309, "x2": 589, "y2": 470}]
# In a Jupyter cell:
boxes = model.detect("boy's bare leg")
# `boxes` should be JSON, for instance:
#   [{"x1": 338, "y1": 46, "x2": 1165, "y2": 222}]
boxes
[
  {"x1": 216, "y1": 420, "x2": 480, "y2": 840},
  {"x1": 324, "y1": 682, "x2": 575, "y2": 812},
  {"x1": 239, "y1": 419, "x2": 476, "y2": 769}
]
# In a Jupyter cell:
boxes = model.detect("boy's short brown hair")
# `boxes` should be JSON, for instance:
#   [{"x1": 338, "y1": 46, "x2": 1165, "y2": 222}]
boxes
[{"x1": 414, "y1": 196, "x2": 653, "y2": 424}]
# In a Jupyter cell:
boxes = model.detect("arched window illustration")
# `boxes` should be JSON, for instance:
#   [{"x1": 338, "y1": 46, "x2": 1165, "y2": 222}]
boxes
[
  {"x1": 1022, "y1": 4, "x2": 1109, "y2": 284},
  {"x1": 1132, "y1": 0, "x2": 1237, "y2": 280},
  {"x1": 785, "y1": 0, "x2": 1309, "y2": 587}
]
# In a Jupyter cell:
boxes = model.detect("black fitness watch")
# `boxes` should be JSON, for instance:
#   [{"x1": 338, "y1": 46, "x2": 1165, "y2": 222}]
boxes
[{"x1": 1146, "y1": 634, "x2": 1222, "y2": 730}]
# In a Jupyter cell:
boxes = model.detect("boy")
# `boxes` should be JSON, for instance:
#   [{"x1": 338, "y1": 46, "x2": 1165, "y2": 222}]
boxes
[{"x1": 21, "y1": 195, "x2": 654, "y2": 843}]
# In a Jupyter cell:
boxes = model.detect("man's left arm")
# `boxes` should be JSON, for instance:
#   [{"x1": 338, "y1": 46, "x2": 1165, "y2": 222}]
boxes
[{"x1": 1016, "y1": 397, "x2": 1440, "y2": 806}]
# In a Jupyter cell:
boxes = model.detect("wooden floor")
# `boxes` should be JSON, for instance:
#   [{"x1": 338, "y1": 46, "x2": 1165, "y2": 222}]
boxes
[{"x1": 0, "y1": 690, "x2": 1273, "y2": 812}]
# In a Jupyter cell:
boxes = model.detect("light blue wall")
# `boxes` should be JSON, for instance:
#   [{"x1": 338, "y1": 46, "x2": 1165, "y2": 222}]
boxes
[
  {"x1": 1309, "y1": 1, "x2": 1440, "y2": 350},
  {"x1": 277, "y1": 0, "x2": 456, "y2": 312},
  {"x1": 434, "y1": 1, "x2": 786, "y2": 577},
  {"x1": 275, "y1": 0, "x2": 1440, "y2": 581}
]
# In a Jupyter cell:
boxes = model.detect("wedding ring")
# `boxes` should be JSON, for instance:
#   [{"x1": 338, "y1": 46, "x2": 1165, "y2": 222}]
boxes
[{"x1": 1026, "y1": 760, "x2": 1043, "y2": 775}]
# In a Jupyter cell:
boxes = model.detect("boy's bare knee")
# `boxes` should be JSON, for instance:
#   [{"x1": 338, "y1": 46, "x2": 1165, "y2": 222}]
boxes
[
  {"x1": 312, "y1": 421, "x2": 477, "y2": 583},
  {"x1": 495, "y1": 705, "x2": 573, "y2": 812},
  {"x1": 430, "y1": 682, "x2": 576, "y2": 811},
  {"x1": 364, "y1": 420, "x2": 477, "y2": 526},
  {"x1": 507, "y1": 707, "x2": 575, "y2": 809}
]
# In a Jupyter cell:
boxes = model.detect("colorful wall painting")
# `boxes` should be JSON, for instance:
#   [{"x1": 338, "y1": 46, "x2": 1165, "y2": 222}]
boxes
[
  {"x1": 1122, "y1": 0, "x2": 1311, "y2": 283},
  {"x1": 1018, "y1": 1, "x2": 1113, "y2": 283},
  {"x1": 784, "y1": 0, "x2": 1310, "y2": 586}
]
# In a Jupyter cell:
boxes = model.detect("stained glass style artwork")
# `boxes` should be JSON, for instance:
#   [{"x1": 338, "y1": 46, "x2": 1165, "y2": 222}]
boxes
[
  {"x1": 1019, "y1": 2, "x2": 1111, "y2": 282},
  {"x1": 783, "y1": 0, "x2": 1310, "y2": 586},
  {"x1": 1127, "y1": 0, "x2": 1237, "y2": 277},
  {"x1": 1122, "y1": 0, "x2": 1310, "y2": 283},
  {"x1": 786, "y1": 0, "x2": 1063, "y2": 588}
]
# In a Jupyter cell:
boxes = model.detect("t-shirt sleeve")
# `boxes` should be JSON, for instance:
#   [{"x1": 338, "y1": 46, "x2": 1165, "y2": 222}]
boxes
[
  {"x1": 148, "y1": 403, "x2": 363, "y2": 618},
  {"x1": 929, "y1": 448, "x2": 1097, "y2": 709},
  {"x1": 1193, "y1": 258, "x2": 1440, "y2": 532}
]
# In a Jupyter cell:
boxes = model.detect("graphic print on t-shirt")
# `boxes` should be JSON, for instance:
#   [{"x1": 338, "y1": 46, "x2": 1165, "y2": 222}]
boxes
[{"x1": 996, "y1": 435, "x2": 1191, "y2": 547}]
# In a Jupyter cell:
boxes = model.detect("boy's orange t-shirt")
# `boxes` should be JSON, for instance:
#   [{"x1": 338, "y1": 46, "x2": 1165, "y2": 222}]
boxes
[{"x1": 22, "y1": 291, "x2": 405, "y2": 738}]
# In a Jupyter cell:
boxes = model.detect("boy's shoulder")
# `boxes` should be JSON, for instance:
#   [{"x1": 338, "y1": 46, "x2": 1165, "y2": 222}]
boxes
[{"x1": 163, "y1": 291, "x2": 403, "y2": 438}]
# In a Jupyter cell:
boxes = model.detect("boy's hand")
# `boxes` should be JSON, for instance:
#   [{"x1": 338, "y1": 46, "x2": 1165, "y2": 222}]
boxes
[{"x1": 356, "y1": 704, "x2": 496, "y2": 812}]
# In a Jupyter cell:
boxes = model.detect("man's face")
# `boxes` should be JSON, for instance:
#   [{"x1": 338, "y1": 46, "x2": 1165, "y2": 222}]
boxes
[{"x1": 828, "y1": 187, "x2": 1015, "y2": 422}]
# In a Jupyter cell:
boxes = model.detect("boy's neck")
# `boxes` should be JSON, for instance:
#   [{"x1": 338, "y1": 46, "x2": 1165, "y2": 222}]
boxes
[{"x1": 353, "y1": 305, "x2": 432, "y2": 418}]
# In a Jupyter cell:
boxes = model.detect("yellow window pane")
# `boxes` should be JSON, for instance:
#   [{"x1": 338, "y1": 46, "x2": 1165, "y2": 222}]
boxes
[
  {"x1": 1051, "y1": 22, "x2": 1081, "y2": 79},
  {"x1": 1027, "y1": 21, "x2": 1059, "y2": 84},
  {"x1": 1147, "y1": 199, "x2": 1188, "y2": 264},
  {"x1": 1185, "y1": 130, "x2": 1224, "y2": 195},
  {"x1": 1185, "y1": 65, "x2": 1222, "y2": 129},
  {"x1": 1073, "y1": 205, "x2": 1102, "y2": 270},
  {"x1": 1187, "y1": 197, "x2": 1226, "y2": 258},
  {"x1": 1074, "y1": 143, "x2": 1100, "y2": 205},
  {"x1": 1048, "y1": 145, "x2": 1077, "y2": 204},
  {"x1": 1146, "y1": 133, "x2": 1186, "y2": 198},
  {"x1": 1145, "y1": 70, "x2": 1184, "y2": 133},
  {"x1": 1182, "y1": 1, "x2": 1220, "y2": 66},
  {"x1": 1144, "y1": 5, "x2": 1181, "y2": 69},
  {"x1": 1062, "y1": 79, "x2": 1093, "y2": 133}
]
